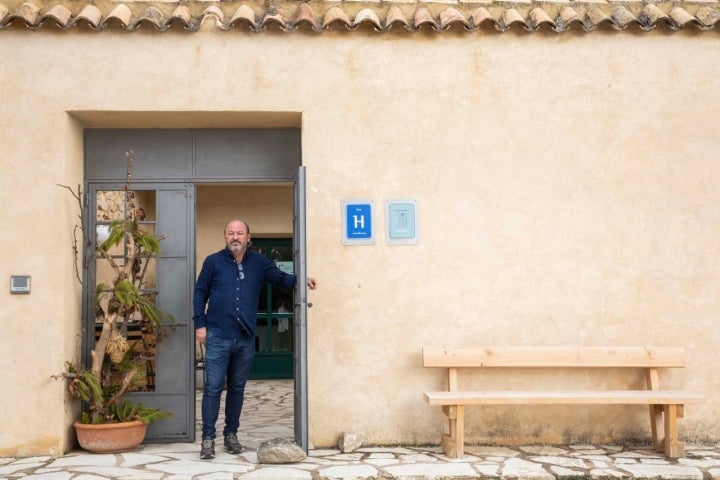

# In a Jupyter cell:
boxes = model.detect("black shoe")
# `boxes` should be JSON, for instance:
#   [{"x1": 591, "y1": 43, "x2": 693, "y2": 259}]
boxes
[
  {"x1": 224, "y1": 434, "x2": 243, "y2": 454},
  {"x1": 200, "y1": 438, "x2": 215, "y2": 459}
]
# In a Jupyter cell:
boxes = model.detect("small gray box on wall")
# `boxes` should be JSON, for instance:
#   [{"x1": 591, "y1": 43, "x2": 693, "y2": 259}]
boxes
[{"x1": 10, "y1": 275, "x2": 31, "y2": 294}]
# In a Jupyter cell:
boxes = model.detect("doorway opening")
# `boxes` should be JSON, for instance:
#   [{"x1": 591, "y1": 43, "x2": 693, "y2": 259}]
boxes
[
  {"x1": 82, "y1": 128, "x2": 308, "y2": 449},
  {"x1": 194, "y1": 184, "x2": 296, "y2": 447}
]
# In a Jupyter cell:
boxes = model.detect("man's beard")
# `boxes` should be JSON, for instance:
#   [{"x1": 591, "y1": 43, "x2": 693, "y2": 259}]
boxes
[{"x1": 228, "y1": 242, "x2": 245, "y2": 254}]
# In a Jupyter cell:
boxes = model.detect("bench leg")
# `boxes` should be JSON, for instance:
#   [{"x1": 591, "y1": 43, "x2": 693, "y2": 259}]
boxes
[
  {"x1": 456, "y1": 405, "x2": 464, "y2": 457},
  {"x1": 441, "y1": 405, "x2": 457, "y2": 458},
  {"x1": 663, "y1": 404, "x2": 684, "y2": 458},
  {"x1": 440, "y1": 405, "x2": 464, "y2": 458},
  {"x1": 441, "y1": 434, "x2": 456, "y2": 458},
  {"x1": 649, "y1": 404, "x2": 665, "y2": 453}
]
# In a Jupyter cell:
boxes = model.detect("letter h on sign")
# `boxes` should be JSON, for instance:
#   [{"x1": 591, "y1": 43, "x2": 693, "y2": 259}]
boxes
[
  {"x1": 341, "y1": 199, "x2": 375, "y2": 245},
  {"x1": 353, "y1": 214, "x2": 365, "y2": 230}
]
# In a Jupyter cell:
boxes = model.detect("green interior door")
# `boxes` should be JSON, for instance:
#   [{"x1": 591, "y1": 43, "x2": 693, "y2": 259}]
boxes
[{"x1": 250, "y1": 238, "x2": 294, "y2": 379}]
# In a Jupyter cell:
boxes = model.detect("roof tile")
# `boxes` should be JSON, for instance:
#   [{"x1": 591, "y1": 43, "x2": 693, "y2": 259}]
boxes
[
  {"x1": 529, "y1": 6, "x2": 555, "y2": 29},
  {"x1": 169, "y1": 5, "x2": 193, "y2": 26},
  {"x1": 669, "y1": 6, "x2": 697, "y2": 26},
  {"x1": 12, "y1": 2, "x2": 40, "y2": 26},
  {"x1": 385, "y1": 5, "x2": 411, "y2": 29},
  {"x1": 322, "y1": 5, "x2": 351, "y2": 28},
  {"x1": 201, "y1": 5, "x2": 227, "y2": 29},
  {"x1": 696, "y1": 5, "x2": 720, "y2": 26},
  {"x1": 0, "y1": 0, "x2": 718, "y2": 32},
  {"x1": 75, "y1": 4, "x2": 102, "y2": 28},
  {"x1": 137, "y1": 5, "x2": 166, "y2": 29},
  {"x1": 413, "y1": 7, "x2": 436, "y2": 28},
  {"x1": 439, "y1": 6, "x2": 469, "y2": 29},
  {"x1": 352, "y1": 7, "x2": 381, "y2": 29},
  {"x1": 642, "y1": 3, "x2": 669, "y2": 22},
  {"x1": 501, "y1": 7, "x2": 527, "y2": 29},
  {"x1": 44, "y1": 4, "x2": 71, "y2": 26},
  {"x1": 612, "y1": 5, "x2": 638, "y2": 28},
  {"x1": 291, "y1": 2, "x2": 317, "y2": 28},
  {"x1": 585, "y1": 5, "x2": 613, "y2": 27},
  {"x1": 229, "y1": 4, "x2": 256, "y2": 29},
  {"x1": 105, "y1": 3, "x2": 133, "y2": 27},
  {"x1": 470, "y1": 6, "x2": 497, "y2": 27},
  {"x1": 559, "y1": 6, "x2": 582, "y2": 26},
  {"x1": 260, "y1": 10, "x2": 286, "y2": 30}
]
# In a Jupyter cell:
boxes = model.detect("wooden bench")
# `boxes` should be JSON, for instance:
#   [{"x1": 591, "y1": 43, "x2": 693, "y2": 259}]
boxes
[{"x1": 423, "y1": 346, "x2": 705, "y2": 459}]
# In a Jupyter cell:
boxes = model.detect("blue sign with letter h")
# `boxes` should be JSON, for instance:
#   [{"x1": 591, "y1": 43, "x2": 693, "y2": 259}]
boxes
[{"x1": 346, "y1": 204, "x2": 372, "y2": 239}]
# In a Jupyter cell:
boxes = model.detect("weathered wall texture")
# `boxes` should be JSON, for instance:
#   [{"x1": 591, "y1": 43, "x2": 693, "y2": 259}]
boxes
[{"x1": 0, "y1": 28, "x2": 718, "y2": 455}]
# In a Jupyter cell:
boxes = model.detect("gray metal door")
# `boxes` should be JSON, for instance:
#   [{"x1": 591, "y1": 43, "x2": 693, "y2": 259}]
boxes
[
  {"x1": 87, "y1": 183, "x2": 195, "y2": 442},
  {"x1": 293, "y1": 166, "x2": 309, "y2": 451}
]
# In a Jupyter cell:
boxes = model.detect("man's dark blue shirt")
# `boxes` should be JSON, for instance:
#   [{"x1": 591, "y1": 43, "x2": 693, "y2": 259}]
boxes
[{"x1": 193, "y1": 248, "x2": 297, "y2": 338}]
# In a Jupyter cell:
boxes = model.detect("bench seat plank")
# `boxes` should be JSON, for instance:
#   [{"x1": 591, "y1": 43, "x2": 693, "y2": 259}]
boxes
[
  {"x1": 423, "y1": 346, "x2": 687, "y2": 368},
  {"x1": 424, "y1": 390, "x2": 706, "y2": 406}
]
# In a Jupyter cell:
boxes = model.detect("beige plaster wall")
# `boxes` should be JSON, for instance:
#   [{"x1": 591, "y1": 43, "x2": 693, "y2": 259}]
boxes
[
  {"x1": 0, "y1": 106, "x2": 84, "y2": 456},
  {"x1": 195, "y1": 185, "x2": 293, "y2": 273},
  {"x1": 0, "y1": 28, "x2": 718, "y2": 455}
]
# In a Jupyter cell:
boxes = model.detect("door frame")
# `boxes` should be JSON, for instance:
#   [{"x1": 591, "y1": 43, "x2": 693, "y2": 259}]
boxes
[{"x1": 82, "y1": 128, "x2": 308, "y2": 444}]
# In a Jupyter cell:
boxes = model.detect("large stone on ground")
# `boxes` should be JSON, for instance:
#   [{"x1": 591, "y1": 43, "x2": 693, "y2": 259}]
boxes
[
  {"x1": 338, "y1": 432, "x2": 364, "y2": 453},
  {"x1": 257, "y1": 437, "x2": 307, "y2": 464}
]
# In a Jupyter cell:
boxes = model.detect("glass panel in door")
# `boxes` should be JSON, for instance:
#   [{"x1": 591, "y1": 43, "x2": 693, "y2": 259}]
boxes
[{"x1": 94, "y1": 189, "x2": 159, "y2": 392}]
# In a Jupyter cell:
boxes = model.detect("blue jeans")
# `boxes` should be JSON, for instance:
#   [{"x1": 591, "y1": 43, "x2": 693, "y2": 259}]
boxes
[{"x1": 201, "y1": 332, "x2": 255, "y2": 439}]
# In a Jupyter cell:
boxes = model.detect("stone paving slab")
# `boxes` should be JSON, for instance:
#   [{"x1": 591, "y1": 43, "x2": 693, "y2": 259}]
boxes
[
  {"x1": 3, "y1": 380, "x2": 719, "y2": 479},
  {"x1": 2, "y1": 443, "x2": 720, "y2": 480}
]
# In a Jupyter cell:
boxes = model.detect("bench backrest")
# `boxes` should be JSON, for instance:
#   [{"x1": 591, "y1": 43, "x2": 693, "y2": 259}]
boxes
[{"x1": 423, "y1": 346, "x2": 687, "y2": 369}]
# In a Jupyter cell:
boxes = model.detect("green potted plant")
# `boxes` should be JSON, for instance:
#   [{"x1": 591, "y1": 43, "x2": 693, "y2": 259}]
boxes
[{"x1": 59, "y1": 153, "x2": 171, "y2": 453}]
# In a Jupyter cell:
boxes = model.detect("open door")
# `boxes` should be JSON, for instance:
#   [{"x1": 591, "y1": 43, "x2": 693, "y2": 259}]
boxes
[{"x1": 293, "y1": 166, "x2": 309, "y2": 451}]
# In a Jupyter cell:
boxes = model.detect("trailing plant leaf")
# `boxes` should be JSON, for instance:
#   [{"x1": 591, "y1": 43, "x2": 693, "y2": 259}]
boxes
[
  {"x1": 136, "y1": 295, "x2": 162, "y2": 330},
  {"x1": 107, "y1": 401, "x2": 173, "y2": 424},
  {"x1": 114, "y1": 280, "x2": 140, "y2": 307},
  {"x1": 99, "y1": 221, "x2": 127, "y2": 252},
  {"x1": 137, "y1": 232, "x2": 161, "y2": 255},
  {"x1": 66, "y1": 366, "x2": 103, "y2": 405},
  {"x1": 137, "y1": 407, "x2": 173, "y2": 424}
]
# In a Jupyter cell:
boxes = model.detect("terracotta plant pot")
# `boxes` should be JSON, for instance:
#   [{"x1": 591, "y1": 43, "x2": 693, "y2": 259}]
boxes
[{"x1": 74, "y1": 420, "x2": 148, "y2": 453}]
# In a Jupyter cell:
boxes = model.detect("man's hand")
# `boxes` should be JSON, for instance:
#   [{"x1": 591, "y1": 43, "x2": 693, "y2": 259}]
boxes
[
  {"x1": 307, "y1": 278, "x2": 317, "y2": 290},
  {"x1": 196, "y1": 327, "x2": 207, "y2": 344}
]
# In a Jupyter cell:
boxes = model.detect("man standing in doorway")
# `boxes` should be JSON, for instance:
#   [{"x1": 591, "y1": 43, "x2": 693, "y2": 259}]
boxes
[{"x1": 193, "y1": 219, "x2": 317, "y2": 459}]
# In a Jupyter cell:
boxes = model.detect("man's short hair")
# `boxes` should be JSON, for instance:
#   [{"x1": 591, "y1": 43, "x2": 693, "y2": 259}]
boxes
[{"x1": 224, "y1": 220, "x2": 250, "y2": 234}]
